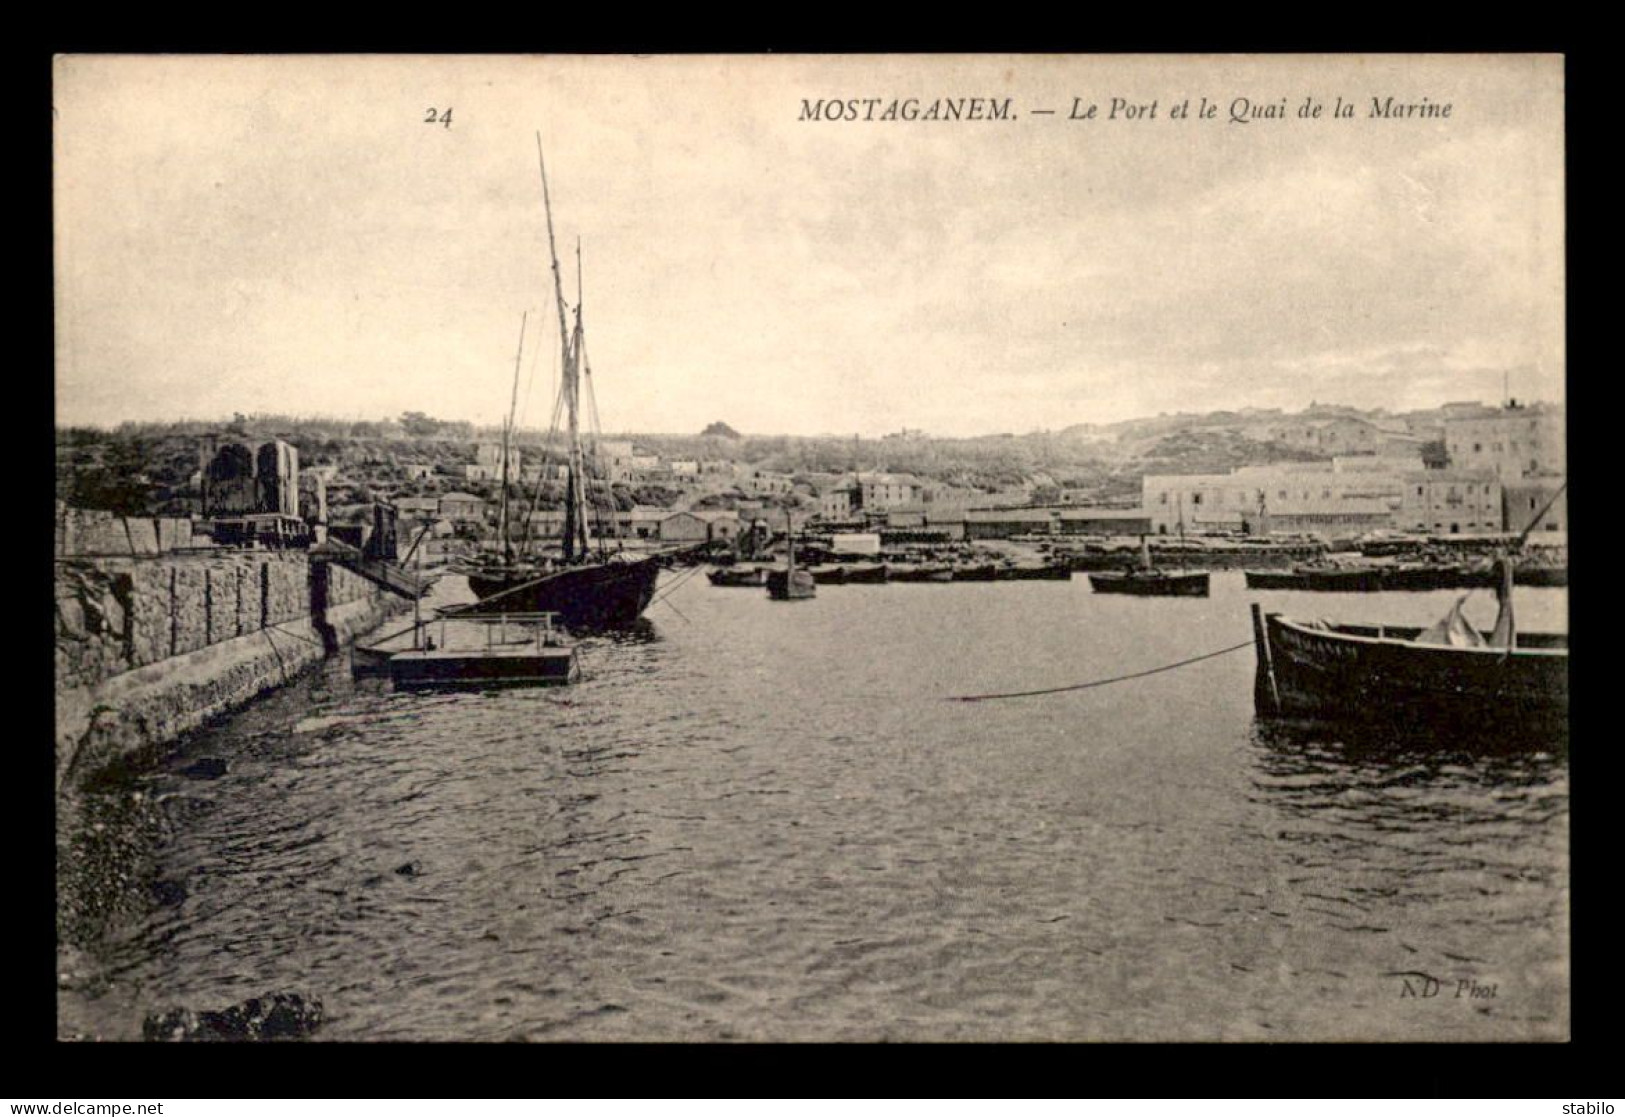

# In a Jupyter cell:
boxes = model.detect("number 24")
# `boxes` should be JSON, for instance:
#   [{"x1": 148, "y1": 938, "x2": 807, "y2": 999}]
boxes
[{"x1": 424, "y1": 107, "x2": 453, "y2": 128}]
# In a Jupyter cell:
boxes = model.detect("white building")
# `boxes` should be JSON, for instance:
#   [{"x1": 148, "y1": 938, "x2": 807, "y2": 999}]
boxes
[
  {"x1": 1142, "y1": 463, "x2": 1402, "y2": 534},
  {"x1": 1444, "y1": 402, "x2": 1565, "y2": 479}
]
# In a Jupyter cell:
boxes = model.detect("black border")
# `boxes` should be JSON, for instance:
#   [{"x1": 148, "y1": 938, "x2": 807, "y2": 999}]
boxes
[{"x1": 29, "y1": 34, "x2": 1601, "y2": 1098}]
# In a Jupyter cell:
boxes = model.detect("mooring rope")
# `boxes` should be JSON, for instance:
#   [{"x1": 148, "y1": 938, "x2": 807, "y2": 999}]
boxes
[
  {"x1": 950, "y1": 639, "x2": 1255, "y2": 702},
  {"x1": 648, "y1": 563, "x2": 705, "y2": 609}
]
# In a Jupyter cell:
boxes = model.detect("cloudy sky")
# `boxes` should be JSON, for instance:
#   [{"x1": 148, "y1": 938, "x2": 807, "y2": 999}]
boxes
[{"x1": 54, "y1": 54, "x2": 1564, "y2": 437}]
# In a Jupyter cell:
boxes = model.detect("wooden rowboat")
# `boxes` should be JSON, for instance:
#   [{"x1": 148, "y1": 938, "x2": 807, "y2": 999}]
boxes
[
  {"x1": 1249, "y1": 559, "x2": 1567, "y2": 740},
  {"x1": 1088, "y1": 570, "x2": 1210, "y2": 597}
]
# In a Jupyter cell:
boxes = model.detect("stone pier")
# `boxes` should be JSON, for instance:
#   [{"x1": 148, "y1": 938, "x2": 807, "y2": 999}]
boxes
[{"x1": 54, "y1": 551, "x2": 405, "y2": 793}]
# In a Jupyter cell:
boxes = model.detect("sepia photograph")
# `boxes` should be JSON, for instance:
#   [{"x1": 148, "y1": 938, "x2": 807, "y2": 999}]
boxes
[{"x1": 53, "y1": 53, "x2": 1567, "y2": 1043}]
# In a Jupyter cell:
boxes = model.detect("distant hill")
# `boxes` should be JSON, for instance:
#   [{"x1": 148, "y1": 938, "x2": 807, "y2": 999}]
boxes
[{"x1": 56, "y1": 398, "x2": 1543, "y2": 516}]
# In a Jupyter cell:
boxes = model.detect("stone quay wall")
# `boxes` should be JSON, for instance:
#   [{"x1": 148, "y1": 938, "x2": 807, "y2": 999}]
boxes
[
  {"x1": 55, "y1": 552, "x2": 403, "y2": 793},
  {"x1": 55, "y1": 502, "x2": 195, "y2": 557}
]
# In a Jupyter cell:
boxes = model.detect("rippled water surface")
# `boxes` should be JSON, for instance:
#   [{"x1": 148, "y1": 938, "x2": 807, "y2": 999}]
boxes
[{"x1": 59, "y1": 571, "x2": 1568, "y2": 1041}]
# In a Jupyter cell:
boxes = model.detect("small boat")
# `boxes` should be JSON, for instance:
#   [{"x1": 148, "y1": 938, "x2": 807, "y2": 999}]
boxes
[
  {"x1": 1243, "y1": 562, "x2": 1392, "y2": 592},
  {"x1": 1514, "y1": 565, "x2": 1567, "y2": 588},
  {"x1": 890, "y1": 564, "x2": 954, "y2": 583},
  {"x1": 1088, "y1": 570, "x2": 1210, "y2": 596},
  {"x1": 1243, "y1": 569, "x2": 1306, "y2": 590},
  {"x1": 349, "y1": 642, "x2": 396, "y2": 678},
  {"x1": 810, "y1": 565, "x2": 848, "y2": 585},
  {"x1": 994, "y1": 563, "x2": 1072, "y2": 581},
  {"x1": 952, "y1": 563, "x2": 1000, "y2": 582},
  {"x1": 708, "y1": 565, "x2": 768, "y2": 587},
  {"x1": 1090, "y1": 537, "x2": 1209, "y2": 597},
  {"x1": 842, "y1": 563, "x2": 889, "y2": 584},
  {"x1": 1250, "y1": 560, "x2": 1566, "y2": 738},
  {"x1": 382, "y1": 612, "x2": 581, "y2": 690},
  {"x1": 767, "y1": 529, "x2": 816, "y2": 600}
]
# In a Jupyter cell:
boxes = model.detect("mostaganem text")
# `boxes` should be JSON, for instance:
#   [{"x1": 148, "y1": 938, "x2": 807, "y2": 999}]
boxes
[{"x1": 799, "y1": 97, "x2": 1014, "y2": 122}]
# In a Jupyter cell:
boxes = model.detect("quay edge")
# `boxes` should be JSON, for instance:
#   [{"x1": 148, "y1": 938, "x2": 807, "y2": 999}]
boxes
[{"x1": 54, "y1": 551, "x2": 410, "y2": 795}]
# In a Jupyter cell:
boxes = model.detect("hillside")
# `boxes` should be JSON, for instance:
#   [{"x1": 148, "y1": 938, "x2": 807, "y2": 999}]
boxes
[{"x1": 55, "y1": 399, "x2": 1521, "y2": 517}]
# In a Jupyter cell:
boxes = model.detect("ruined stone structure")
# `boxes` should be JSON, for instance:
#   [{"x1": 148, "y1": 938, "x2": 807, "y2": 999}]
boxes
[{"x1": 201, "y1": 438, "x2": 300, "y2": 518}]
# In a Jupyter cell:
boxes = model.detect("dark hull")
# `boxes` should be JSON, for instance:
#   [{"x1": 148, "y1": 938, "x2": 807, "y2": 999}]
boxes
[
  {"x1": 766, "y1": 569, "x2": 816, "y2": 600},
  {"x1": 1380, "y1": 565, "x2": 1490, "y2": 592},
  {"x1": 708, "y1": 567, "x2": 767, "y2": 587},
  {"x1": 1302, "y1": 567, "x2": 1385, "y2": 592},
  {"x1": 1246, "y1": 567, "x2": 1389, "y2": 592},
  {"x1": 1089, "y1": 571, "x2": 1209, "y2": 597},
  {"x1": 389, "y1": 646, "x2": 581, "y2": 690},
  {"x1": 1515, "y1": 566, "x2": 1568, "y2": 588},
  {"x1": 1252, "y1": 609, "x2": 1568, "y2": 737},
  {"x1": 952, "y1": 564, "x2": 1000, "y2": 582},
  {"x1": 1244, "y1": 570, "x2": 1305, "y2": 590},
  {"x1": 891, "y1": 567, "x2": 954, "y2": 583},
  {"x1": 995, "y1": 564, "x2": 1072, "y2": 581},
  {"x1": 464, "y1": 558, "x2": 661, "y2": 629},
  {"x1": 1246, "y1": 565, "x2": 1561, "y2": 592}
]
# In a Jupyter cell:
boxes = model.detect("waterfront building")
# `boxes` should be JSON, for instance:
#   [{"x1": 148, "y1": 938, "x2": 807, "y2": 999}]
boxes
[
  {"x1": 1502, "y1": 476, "x2": 1568, "y2": 535},
  {"x1": 858, "y1": 472, "x2": 924, "y2": 511},
  {"x1": 693, "y1": 509, "x2": 743, "y2": 543},
  {"x1": 1395, "y1": 471, "x2": 1503, "y2": 535},
  {"x1": 657, "y1": 511, "x2": 710, "y2": 544},
  {"x1": 821, "y1": 484, "x2": 859, "y2": 519},
  {"x1": 924, "y1": 510, "x2": 968, "y2": 541},
  {"x1": 438, "y1": 492, "x2": 487, "y2": 523},
  {"x1": 1444, "y1": 401, "x2": 1565, "y2": 479},
  {"x1": 1142, "y1": 464, "x2": 1399, "y2": 534},
  {"x1": 1057, "y1": 508, "x2": 1154, "y2": 536},
  {"x1": 963, "y1": 508, "x2": 1059, "y2": 540}
]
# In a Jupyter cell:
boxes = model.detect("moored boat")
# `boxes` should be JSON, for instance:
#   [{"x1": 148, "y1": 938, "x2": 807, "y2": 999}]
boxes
[
  {"x1": 890, "y1": 564, "x2": 954, "y2": 583},
  {"x1": 1088, "y1": 570, "x2": 1210, "y2": 597},
  {"x1": 767, "y1": 528, "x2": 816, "y2": 600},
  {"x1": 1249, "y1": 559, "x2": 1567, "y2": 739},
  {"x1": 994, "y1": 563, "x2": 1072, "y2": 581},
  {"x1": 461, "y1": 138, "x2": 663, "y2": 630},
  {"x1": 1514, "y1": 565, "x2": 1567, "y2": 588},
  {"x1": 708, "y1": 565, "x2": 769, "y2": 587},
  {"x1": 1091, "y1": 536, "x2": 1209, "y2": 596}
]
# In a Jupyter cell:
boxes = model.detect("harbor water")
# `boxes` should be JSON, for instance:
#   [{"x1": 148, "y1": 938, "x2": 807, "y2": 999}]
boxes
[{"x1": 57, "y1": 570, "x2": 1569, "y2": 1041}]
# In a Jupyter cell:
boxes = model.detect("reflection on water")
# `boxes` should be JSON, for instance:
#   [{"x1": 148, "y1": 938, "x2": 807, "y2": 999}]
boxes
[{"x1": 57, "y1": 571, "x2": 1568, "y2": 1042}]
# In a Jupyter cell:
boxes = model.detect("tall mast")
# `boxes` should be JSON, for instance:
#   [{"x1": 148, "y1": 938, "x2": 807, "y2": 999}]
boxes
[
  {"x1": 537, "y1": 134, "x2": 589, "y2": 562},
  {"x1": 500, "y1": 312, "x2": 527, "y2": 568},
  {"x1": 576, "y1": 236, "x2": 601, "y2": 559}
]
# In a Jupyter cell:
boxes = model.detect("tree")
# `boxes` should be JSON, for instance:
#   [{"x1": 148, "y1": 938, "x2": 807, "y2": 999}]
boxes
[
  {"x1": 400, "y1": 411, "x2": 442, "y2": 438},
  {"x1": 701, "y1": 421, "x2": 742, "y2": 439}
]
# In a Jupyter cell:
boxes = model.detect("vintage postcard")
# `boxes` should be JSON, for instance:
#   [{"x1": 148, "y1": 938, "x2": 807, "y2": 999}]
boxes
[{"x1": 54, "y1": 54, "x2": 1566, "y2": 1044}]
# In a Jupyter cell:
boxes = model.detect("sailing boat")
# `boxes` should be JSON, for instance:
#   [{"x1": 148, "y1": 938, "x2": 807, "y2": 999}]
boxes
[
  {"x1": 459, "y1": 138, "x2": 662, "y2": 629},
  {"x1": 766, "y1": 521, "x2": 816, "y2": 600},
  {"x1": 1087, "y1": 534, "x2": 1210, "y2": 597}
]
